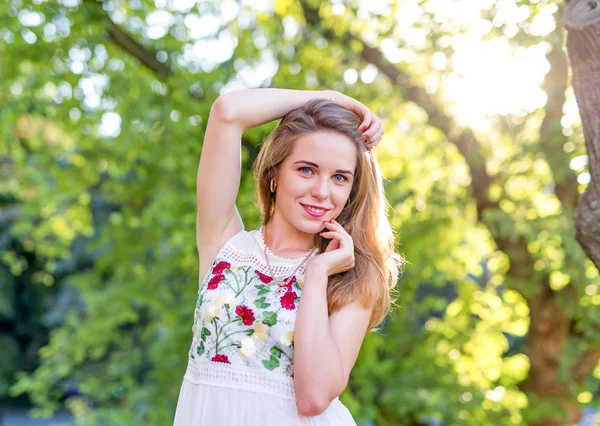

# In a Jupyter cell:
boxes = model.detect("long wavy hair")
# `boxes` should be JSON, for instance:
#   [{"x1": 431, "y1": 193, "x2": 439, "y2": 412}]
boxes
[{"x1": 252, "y1": 98, "x2": 404, "y2": 331}]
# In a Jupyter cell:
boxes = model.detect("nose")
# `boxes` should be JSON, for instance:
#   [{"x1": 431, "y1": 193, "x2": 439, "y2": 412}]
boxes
[{"x1": 310, "y1": 177, "x2": 330, "y2": 200}]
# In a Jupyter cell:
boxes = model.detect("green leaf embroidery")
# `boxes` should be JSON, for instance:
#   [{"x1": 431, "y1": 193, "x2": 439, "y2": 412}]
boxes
[
  {"x1": 255, "y1": 284, "x2": 271, "y2": 295},
  {"x1": 201, "y1": 327, "x2": 211, "y2": 341},
  {"x1": 262, "y1": 356, "x2": 280, "y2": 371},
  {"x1": 196, "y1": 341, "x2": 205, "y2": 356},
  {"x1": 270, "y1": 346, "x2": 283, "y2": 358},
  {"x1": 262, "y1": 311, "x2": 278, "y2": 326},
  {"x1": 253, "y1": 296, "x2": 271, "y2": 309},
  {"x1": 293, "y1": 282, "x2": 302, "y2": 291}
]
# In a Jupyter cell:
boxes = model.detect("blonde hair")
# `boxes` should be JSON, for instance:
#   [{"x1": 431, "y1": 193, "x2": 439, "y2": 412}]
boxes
[{"x1": 252, "y1": 99, "x2": 404, "y2": 330}]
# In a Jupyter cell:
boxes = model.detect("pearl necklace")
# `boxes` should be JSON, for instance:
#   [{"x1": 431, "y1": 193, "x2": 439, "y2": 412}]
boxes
[{"x1": 262, "y1": 226, "x2": 317, "y2": 294}]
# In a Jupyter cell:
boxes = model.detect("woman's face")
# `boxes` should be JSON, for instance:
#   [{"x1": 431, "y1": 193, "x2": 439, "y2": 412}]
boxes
[{"x1": 273, "y1": 131, "x2": 358, "y2": 235}]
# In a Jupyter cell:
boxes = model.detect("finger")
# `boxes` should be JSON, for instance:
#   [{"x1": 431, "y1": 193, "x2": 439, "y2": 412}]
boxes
[
  {"x1": 325, "y1": 241, "x2": 340, "y2": 253},
  {"x1": 324, "y1": 220, "x2": 348, "y2": 234},
  {"x1": 368, "y1": 127, "x2": 385, "y2": 146},
  {"x1": 320, "y1": 230, "x2": 343, "y2": 240},
  {"x1": 365, "y1": 123, "x2": 384, "y2": 146},
  {"x1": 359, "y1": 112, "x2": 373, "y2": 133},
  {"x1": 324, "y1": 222, "x2": 353, "y2": 246},
  {"x1": 320, "y1": 231, "x2": 355, "y2": 264},
  {"x1": 363, "y1": 119, "x2": 382, "y2": 140},
  {"x1": 320, "y1": 229, "x2": 350, "y2": 243},
  {"x1": 319, "y1": 230, "x2": 347, "y2": 247},
  {"x1": 362, "y1": 125, "x2": 382, "y2": 148}
]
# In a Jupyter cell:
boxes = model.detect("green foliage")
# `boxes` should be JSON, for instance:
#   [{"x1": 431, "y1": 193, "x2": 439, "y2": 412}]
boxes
[{"x1": 0, "y1": 0, "x2": 597, "y2": 425}]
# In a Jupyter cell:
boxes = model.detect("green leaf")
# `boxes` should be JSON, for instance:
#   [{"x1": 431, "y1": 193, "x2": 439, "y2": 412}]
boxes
[
  {"x1": 196, "y1": 342, "x2": 205, "y2": 357},
  {"x1": 262, "y1": 356, "x2": 280, "y2": 371},
  {"x1": 201, "y1": 327, "x2": 211, "y2": 342},
  {"x1": 255, "y1": 284, "x2": 271, "y2": 295},
  {"x1": 253, "y1": 296, "x2": 271, "y2": 309},
  {"x1": 262, "y1": 311, "x2": 278, "y2": 326}
]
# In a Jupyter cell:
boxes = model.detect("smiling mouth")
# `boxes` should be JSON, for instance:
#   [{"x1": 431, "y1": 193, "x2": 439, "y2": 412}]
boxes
[{"x1": 300, "y1": 203, "x2": 330, "y2": 217}]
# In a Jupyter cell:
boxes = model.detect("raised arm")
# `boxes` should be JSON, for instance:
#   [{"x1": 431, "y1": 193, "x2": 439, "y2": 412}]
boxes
[{"x1": 196, "y1": 89, "x2": 336, "y2": 278}]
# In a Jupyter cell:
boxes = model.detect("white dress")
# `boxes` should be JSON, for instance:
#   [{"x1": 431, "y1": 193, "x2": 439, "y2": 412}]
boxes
[{"x1": 173, "y1": 228, "x2": 357, "y2": 426}]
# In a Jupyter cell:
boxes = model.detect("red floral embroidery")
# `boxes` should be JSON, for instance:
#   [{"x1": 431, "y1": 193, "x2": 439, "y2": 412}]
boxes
[
  {"x1": 212, "y1": 261, "x2": 231, "y2": 275},
  {"x1": 280, "y1": 276, "x2": 296, "y2": 292},
  {"x1": 211, "y1": 354, "x2": 230, "y2": 364},
  {"x1": 255, "y1": 270, "x2": 273, "y2": 283},
  {"x1": 207, "y1": 274, "x2": 225, "y2": 290},
  {"x1": 193, "y1": 256, "x2": 302, "y2": 373},
  {"x1": 235, "y1": 305, "x2": 256, "y2": 325},
  {"x1": 280, "y1": 291, "x2": 298, "y2": 310}
]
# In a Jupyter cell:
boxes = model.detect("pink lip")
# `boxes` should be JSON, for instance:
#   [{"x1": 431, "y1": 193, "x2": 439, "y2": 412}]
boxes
[{"x1": 301, "y1": 204, "x2": 330, "y2": 218}]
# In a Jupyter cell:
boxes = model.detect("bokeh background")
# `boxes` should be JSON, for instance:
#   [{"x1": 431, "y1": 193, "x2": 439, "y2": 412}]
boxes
[{"x1": 1, "y1": 0, "x2": 598, "y2": 425}]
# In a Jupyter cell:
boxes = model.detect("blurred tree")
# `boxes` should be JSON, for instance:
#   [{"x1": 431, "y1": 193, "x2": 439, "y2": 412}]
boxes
[
  {"x1": 297, "y1": 1, "x2": 598, "y2": 425},
  {"x1": 0, "y1": 0, "x2": 597, "y2": 425}
]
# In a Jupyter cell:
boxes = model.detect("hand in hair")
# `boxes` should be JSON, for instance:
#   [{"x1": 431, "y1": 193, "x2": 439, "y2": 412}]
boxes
[
  {"x1": 324, "y1": 90, "x2": 385, "y2": 151},
  {"x1": 307, "y1": 218, "x2": 355, "y2": 277}
]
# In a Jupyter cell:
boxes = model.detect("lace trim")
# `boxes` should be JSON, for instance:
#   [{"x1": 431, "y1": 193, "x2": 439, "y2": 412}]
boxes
[
  {"x1": 183, "y1": 359, "x2": 296, "y2": 400},
  {"x1": 211, "y1": 229, "x2": 318, "y2": 277},
  {"x1": 257, "y1": 227, "x2": 317, "y2": 262}
]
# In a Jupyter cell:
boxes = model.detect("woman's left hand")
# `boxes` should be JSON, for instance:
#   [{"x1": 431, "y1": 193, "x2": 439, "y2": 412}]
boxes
[{"x1": 306, "y1": 219, "x2": 355, "y2": 277}]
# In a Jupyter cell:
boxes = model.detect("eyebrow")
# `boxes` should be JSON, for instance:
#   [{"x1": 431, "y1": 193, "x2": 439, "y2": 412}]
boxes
[{"x1": 293, "y1": 160, "x2": 354, "y2": 177}]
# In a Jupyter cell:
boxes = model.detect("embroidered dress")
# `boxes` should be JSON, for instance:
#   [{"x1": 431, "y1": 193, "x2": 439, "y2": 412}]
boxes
[{"x1": 173, "y1": 228, "x2": 357, "y2": 426}]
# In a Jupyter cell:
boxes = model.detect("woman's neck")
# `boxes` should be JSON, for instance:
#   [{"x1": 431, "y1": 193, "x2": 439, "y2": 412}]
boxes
[{"x1": 265, "y1": 212, "x2": 316, "y2": 258}]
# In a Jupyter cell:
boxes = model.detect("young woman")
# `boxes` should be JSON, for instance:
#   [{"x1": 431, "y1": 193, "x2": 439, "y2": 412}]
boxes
[{"x1": 173, "y1": 88, "x2": 403, "y2": 425}]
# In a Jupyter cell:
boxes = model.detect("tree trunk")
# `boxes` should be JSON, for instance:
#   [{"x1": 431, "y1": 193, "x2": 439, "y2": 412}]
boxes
[
  {"x1": 521, "y1": 287, "x2": 579, "y2": 426},
  {"x1": 564, "y1": 0, "x2": 600, "y2": 271}
]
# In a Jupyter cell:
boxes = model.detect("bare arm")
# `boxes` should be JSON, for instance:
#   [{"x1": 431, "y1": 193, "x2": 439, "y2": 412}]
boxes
[
  {"x1": 293, "y1": 265, "x2": 372, "y2": 416},
  {"x1": 196, "y1": 89, "x2": 334, "y2": 277},
  {"x1": 293, "y1": 220, "x2": 375, "y2": 416}
]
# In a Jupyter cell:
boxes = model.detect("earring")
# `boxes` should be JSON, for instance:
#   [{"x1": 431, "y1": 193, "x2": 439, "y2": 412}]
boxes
[{"x1": 270, "y1": 179, "x2": 277, "y2": 193}]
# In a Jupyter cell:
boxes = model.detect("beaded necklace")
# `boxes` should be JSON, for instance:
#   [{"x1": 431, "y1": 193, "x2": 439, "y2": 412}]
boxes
[{"x1": 262, "y1": 226, "x2": 317, "y2": 294}]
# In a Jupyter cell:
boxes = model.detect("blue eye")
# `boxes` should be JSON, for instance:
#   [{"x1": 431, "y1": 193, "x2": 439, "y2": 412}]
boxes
[
  {"x1": 300, "y1": 167, "x2": 312, "y2": 174},
  {"x1": 333, "y1": 174, "x2": 348, "y2": 182}
]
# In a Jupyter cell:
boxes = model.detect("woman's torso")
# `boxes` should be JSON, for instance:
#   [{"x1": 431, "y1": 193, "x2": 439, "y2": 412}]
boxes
[
  {"x1": 187, "y1": 227, "x2": 317, "y2": 381},
  {"x1": 176, "y1": 228, "x2": 358, "y2": 425}
]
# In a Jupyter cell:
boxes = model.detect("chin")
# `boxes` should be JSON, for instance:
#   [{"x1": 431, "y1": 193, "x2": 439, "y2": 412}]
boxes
[{"x1": 294, "y1": 219, "x2": 326, "y2": 235}]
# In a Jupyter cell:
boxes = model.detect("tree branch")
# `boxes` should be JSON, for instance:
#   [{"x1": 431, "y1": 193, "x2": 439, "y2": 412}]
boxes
[
  {"x1": 539, "y1": 26, "x2": 579, "y2": 213},
  {"x1": 299, "y1": 1, "x2": 496, "y2": 221},
  {"x1": 299, "y1": 1, "x2": 542, "y2": 287},
  {"x1": 574, "y1": 348, "x2": 600, "y2": 383},
  {"x1": 105, "y1": 21, "x2": 172, "y2": 78},
  {"x1": 84, "y1": 0, "x2": 172, "y2": 78},
  {"x1": 358, "y1": 38, "x2": 496, "y2": 219}
]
